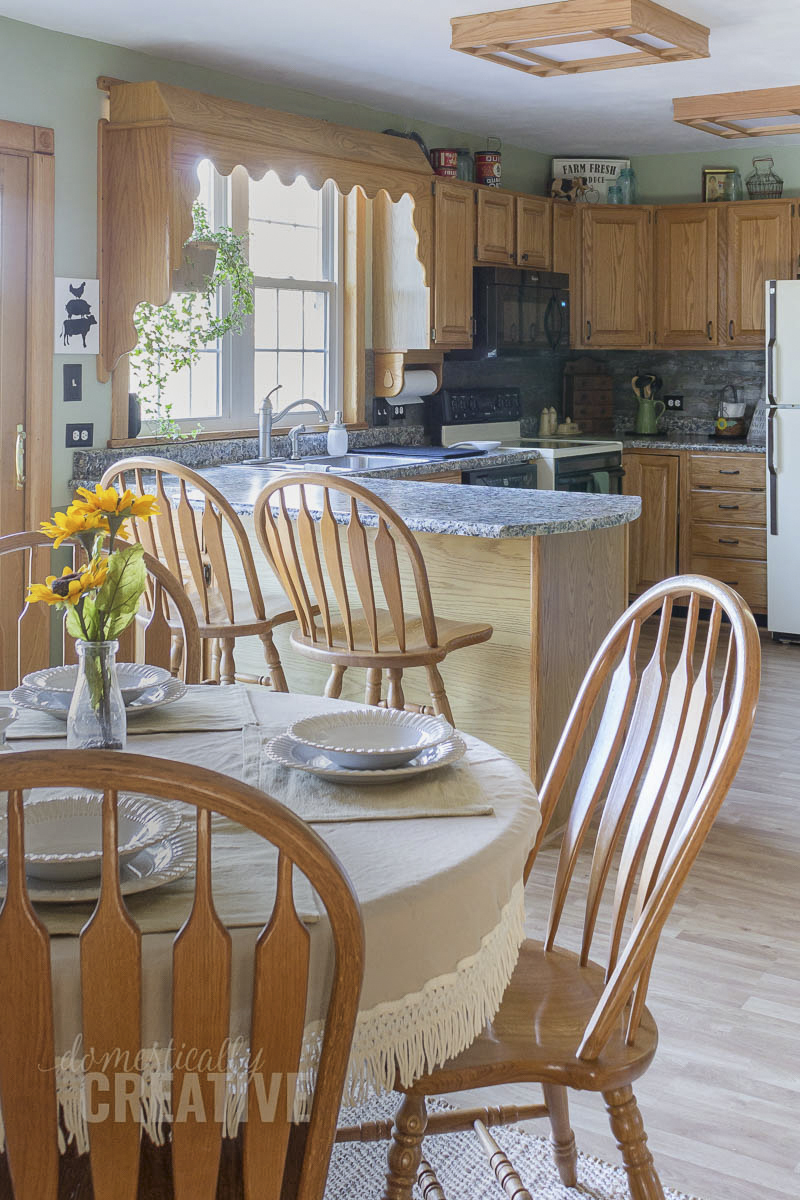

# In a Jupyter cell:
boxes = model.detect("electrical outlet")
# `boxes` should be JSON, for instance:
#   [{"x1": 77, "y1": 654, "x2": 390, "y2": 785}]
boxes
[
  {"x1": 391, "y1": 404, "x2": 406, "y2": 420},
  {"x1": 65, "y1": 423, "x2": 93, "y2": 448},
  {"x1": 63, "y1": 363, "x2": 82, "y2": 402},
  {"x1": 664, "y1": 394, "x2": 684, "y2": 411}
]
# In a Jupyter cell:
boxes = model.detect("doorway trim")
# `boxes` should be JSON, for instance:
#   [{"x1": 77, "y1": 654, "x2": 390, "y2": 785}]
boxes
[{"x1": 0, "y1": 118, "x2": 54, "y2": 527}]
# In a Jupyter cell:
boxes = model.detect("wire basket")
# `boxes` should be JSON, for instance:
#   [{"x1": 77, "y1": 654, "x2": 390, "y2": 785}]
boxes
[{"x1": 746, "y1": 156, "x2": 783, "y2": 200}]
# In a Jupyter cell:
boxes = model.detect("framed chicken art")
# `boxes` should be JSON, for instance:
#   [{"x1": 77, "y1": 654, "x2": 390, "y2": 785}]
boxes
[{"x1": 54, "y1": 277, "x2": 100, "y2": 354}]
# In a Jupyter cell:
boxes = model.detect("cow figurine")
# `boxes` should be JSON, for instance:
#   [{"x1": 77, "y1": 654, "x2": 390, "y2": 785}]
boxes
[
  {"x1": 61, "y1": 314, "x2": 97, "y2": 348},
  {"x1": 550, "y1": 176, "x2": 590, "y2": 202}
]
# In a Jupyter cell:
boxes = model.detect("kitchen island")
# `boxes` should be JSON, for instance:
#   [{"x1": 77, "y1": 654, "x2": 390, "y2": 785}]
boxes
[{"x1": 191, "y1": 466, "x2": 641, "y2": 831}]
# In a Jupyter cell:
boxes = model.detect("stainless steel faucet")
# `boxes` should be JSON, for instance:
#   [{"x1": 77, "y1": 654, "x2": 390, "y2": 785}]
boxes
[{"x1": 246, "y1": 385, "x2": 329, "y2": 464}]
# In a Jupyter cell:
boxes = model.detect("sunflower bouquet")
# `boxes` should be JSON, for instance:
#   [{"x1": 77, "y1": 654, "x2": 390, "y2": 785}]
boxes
[{"x1": 29, "y1": 484, "x2": 159, "y2": 747}]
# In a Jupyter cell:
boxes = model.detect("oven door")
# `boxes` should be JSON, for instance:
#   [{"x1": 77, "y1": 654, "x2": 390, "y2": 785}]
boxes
[
  {"x1": 554, "y1": 454, "x2": 624, "y2": 493},
  {"x1": 462, "y1": 462, "x2": 539, "y2": 488}
]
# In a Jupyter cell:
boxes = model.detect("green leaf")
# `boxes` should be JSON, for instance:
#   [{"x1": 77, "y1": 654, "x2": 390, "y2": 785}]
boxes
[
  {"x1": 65, "y1": 596, "x2": 101, "y2": 641},
  {"x1": 95, "y1": 544, "x2": 146, "y2": 640}
]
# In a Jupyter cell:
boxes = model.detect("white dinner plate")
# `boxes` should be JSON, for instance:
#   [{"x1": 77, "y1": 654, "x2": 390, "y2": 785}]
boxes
[
  {"x1": 23, "y1": 663, "x2": 172, "y2": 706},
  {"x1": 0, "y1": 826, "x2": 195, "y2": 904},
  {"x1": 449, "y1": 440, "x2": 502, "y2": 453},
  {"x1": 264, "y1": 731, "x2": 466, "y2": 785},
  {"x1": 288, "y1": 709, "x2": 453, "y2": 769},
  {"x1": 9, "y1": 677, "x2": 187, "y2": 721}
]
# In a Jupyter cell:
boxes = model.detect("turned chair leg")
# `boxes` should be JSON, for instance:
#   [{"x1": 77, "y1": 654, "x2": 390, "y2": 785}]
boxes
[
  {"x1": 603, "y1": 1086, "x2": 665, "y2": 1200},
  {"x1": 258, "y1": 631, "x2": 288, "y2": 692},
  {"x1": 542, "y1": 1083, "x2": 578, "y2": 1188},
  {"x1": 387, "y1": 668, "x2": 405, "y2": 710},
  {"x1": 208, "y1": 637, "x2": 221, "y2": 684},
  {"x1": 425, "y1": 664, "x2": 454, "y2": 725},
  {"x1": 325, "y1": 665, "x2": 345, "y2": 699},
  {"x1": 169, "y1": 631, "x2": 184, "y2": 678},
  {"x1": 219, "y1": 637, "x2": 236, "y2": 685},
  {"x1": 366, "y1": 667, "x2": 382, "y2": 706},
  {"x1": 383, "y1": 1092, "x2": 428, "y2": 1200}
]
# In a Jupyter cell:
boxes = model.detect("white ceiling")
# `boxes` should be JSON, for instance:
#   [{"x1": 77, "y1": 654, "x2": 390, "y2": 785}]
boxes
[{"x1": 7, "y1": 0, "x2": 800, "y2": 154}]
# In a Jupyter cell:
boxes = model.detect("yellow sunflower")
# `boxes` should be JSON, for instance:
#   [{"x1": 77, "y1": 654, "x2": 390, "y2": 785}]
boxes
[
  {"x1": 72, "y1": 484, "x2": 159, "y2": 521},
  {"x1": 27, "y1": 560, "x2": 108, "y2": 607},
  {"x1": 40, "y1": 508, "x2": 109, "y2": 550}
]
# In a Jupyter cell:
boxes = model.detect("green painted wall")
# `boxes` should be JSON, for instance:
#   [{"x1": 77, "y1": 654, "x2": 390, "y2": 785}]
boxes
[
  {"x1": 0, "y1": 16, "x2": 550, "y2": 503},
  {"x1": 631, "y1": 145, "x2": 800, "y2": 204}
]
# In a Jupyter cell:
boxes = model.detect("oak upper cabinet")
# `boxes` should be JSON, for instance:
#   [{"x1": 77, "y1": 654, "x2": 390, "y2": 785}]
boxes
[
  {"x1": 582, "y1": 206, "x2": 653, "y2": 348},
  {"x1": 515, "y1": 195, "x2": 552, "y2": 268},
  {"x1": 623, "y1": 451, "x2": 679, "y2": 597},
  {"x1": 723, "y1": 200, "x2": 795, "y2": 347},
  {"x1": 431, "y1": 179, "x2": 474, "y2": 348},
  {"x1": 552, "y1": 201, "x2": 579, "y2": 346},
  {"x1": 654, "y1": 205, "x2": 718, "y2": 347},
  {"x1": 475, "y1": 188, "x2": 516, "y2": 265}
]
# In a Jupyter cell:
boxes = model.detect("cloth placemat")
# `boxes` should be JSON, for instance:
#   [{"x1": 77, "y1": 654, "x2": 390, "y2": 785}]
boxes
[{"x1": 5, "y1": 684, "x2": 253, "y2": 741}]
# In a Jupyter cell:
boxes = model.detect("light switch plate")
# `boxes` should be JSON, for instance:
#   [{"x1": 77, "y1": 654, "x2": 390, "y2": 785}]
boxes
[{"x1": 63, "y1": 363, "x2": 82, "y2": 402}]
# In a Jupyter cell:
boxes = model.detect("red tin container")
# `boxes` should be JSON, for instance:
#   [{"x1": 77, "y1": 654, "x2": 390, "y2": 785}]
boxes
[
  {"x1": 430, "y1": 148, "x2": 459, "y2": 177},
  {"x1": 475, "y1": 138, "x2": 502, "y2": 186}
]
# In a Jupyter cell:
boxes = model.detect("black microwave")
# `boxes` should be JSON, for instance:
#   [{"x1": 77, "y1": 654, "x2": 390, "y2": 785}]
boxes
[{"x1": 456, "y1": 267, "x2": 570, "y2": 358}]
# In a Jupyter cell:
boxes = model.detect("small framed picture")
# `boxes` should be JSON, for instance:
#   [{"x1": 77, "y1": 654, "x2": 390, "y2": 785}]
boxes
[
  {"x1": 702, "y1": 167, "x2": 738, "y2": 203},
  {"x1": 54, "y1": 278, "x2": 100, "y2": 354}
]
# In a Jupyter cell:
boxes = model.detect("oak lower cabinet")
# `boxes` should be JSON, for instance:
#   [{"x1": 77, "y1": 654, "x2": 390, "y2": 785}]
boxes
[
  {"x1": 582, "y1": 207, "x2": 653, "y2": 348},
  {"x1": 654, "y1": 205, "x2": 718, "y2": 347},
  {"x1": 431, "y1": 179, "x2": 474, "y2": 348},
  {"x1": 623, "y1": 451, "x2": 679, "y2": 595},
  {"x1": 722, "y1": 200, "x2": 796, "y2": 347}
]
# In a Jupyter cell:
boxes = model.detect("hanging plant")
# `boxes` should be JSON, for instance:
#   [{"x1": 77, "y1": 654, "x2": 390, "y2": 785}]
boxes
[{"x1": 131, "y1": 202, "x2": 254, "y2": 439}]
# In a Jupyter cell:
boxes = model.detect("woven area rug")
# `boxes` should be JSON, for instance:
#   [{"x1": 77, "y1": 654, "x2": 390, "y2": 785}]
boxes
[{"x1": 326, "y1": 1093, "x2": 703, "y2": 1200}]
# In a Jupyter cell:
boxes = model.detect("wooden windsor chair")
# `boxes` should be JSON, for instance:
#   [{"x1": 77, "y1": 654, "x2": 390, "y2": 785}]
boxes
[
  {"x1": 0, "y1": 749, "x2": 365, "y2": 1200},
  {"x1": 0, "y1": 530, "x2": 202, "y2": 686},
  {"x1": 99, "y1": 458, "x2": 296, "y2": 688},
  {"x1": 253, "y1": 475, "x2": 493, "y2": 722},
  {"x1": 342, "y1": 576, "x2": 761, "y2": 1200}
]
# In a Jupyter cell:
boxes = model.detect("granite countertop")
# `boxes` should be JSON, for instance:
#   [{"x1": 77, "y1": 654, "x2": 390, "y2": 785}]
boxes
[
  {"x1": 621, "y1": 433, "x2": 766, "y2": 454},
  {"x1": 182, "y1": 465, "x2": 641, "y2": 539}
]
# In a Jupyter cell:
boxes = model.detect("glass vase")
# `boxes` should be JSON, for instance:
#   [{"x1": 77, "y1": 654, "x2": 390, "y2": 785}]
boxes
[{"x1": 67, "y1": 640, "x2": 127, "y2": 750}]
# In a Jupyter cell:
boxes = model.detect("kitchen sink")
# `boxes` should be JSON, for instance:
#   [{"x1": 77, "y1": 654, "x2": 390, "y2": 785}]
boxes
[{"x1": 239, "y1": 453, "x2": 429, "y2": 474}]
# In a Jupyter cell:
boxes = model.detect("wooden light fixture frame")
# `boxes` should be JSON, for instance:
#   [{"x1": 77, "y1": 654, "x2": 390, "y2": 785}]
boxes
[
  {"x1": 450, "y1": 0, "x2": 709, "y2": 78},
  {"x1": 673, "y1": 85, "x2": 800, "y2": 138}
]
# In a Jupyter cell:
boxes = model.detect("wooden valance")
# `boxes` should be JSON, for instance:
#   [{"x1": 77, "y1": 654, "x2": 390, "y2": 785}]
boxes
[{"x1": 97, "y1": 80, "x2": 434, "y2": 380}]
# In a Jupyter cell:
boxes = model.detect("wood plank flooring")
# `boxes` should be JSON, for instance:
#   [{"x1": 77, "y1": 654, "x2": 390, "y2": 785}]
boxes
[{"x1": 458, "y1": 631, "x2": 800, "y2": 1200}]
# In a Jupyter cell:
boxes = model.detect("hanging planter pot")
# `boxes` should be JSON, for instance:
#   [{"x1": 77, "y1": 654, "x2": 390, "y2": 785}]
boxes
[{"x1": 171, "y1": 238, "x2": 218, "y2": 293}]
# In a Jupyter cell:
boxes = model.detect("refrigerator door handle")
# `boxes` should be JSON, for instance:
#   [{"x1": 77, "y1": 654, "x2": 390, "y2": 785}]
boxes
[
  {"x1": 767, "y1": 406, "x2": 778, "y2": 536},
  {"x1": 767, "y1": 281, "x2": 777, "y2": 404}
]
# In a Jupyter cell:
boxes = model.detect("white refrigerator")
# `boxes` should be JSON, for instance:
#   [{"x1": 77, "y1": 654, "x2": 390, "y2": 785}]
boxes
[{"x1": 766, "y1": 280, "x2": 800, "y2": 636}]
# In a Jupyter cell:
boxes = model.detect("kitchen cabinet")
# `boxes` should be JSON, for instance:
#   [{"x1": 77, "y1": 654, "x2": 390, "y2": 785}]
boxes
[
  {"x1": 581, "y1": 207, "x2": 653, "y2": 348},
  {"x1": 623, "y1": 451, "x2": 679, "y2": 596},
  {"x1": 475, "y1": 189, "x2": 516, "y2": 265},
  {"x1": 515, "y1": 195, "x2": 552, "y2": 268},
  {"x1": 552, "y1": 201, "x2": 580, "y2": 346},
  {"x1": 722, "y1": 200, "x2": 795, "y2": 347},
  {"x1": 654, "y1": 205, "x2": 718, "y2": 347},
  {"x1": 431, "y1": 179, "x2": 474, "y2": 348}
]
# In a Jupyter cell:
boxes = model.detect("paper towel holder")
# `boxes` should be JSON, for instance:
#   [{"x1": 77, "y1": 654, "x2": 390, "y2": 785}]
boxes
[{"x1": 374, "y1": 351, "x2": 443, "y2": 399}]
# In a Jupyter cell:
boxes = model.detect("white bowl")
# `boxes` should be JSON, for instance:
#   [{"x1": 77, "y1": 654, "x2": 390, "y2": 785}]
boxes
[
  {"x1": 23, "y1": 663, "x2": 173, "y2": 706},
  {"x1": 288, "y1": 709, "x2": 454, "y2": 770},
  {"x1": 0, "y1": 792, "x2": 181, "y2": 882}
]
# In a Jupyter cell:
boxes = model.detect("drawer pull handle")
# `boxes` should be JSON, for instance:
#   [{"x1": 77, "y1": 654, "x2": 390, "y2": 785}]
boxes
[
  {"x1": 707, "y1": 320, "x2": 713, "y2": 341},
  {"x1": 586, "y1": 320, "x2": 592, "y2": 341},
  {"x1": 718, "y1": 537, "x2": 740, "y2": 545},
  {"x1": 719, "y1": 468, "x2": 740, "y2": 475},
  {"x1": 723, "y1": 580, "x2": 739, "y2": 586},
  {"x1": 718, "y1": 503, "x2": 740, "y2": 510},
  {"x1": 729, "y1": 319, "x2": 735, "y2": 340}
]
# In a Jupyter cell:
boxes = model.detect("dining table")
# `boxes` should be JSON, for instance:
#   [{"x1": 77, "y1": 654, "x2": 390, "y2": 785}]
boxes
[{"x1": 0, "y1": 683, "x2": 541, "y2": 1160}]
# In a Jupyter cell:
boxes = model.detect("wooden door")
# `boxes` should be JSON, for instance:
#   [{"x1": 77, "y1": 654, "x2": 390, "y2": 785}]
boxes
[
  {"x1": 654, "y1": 205, "x2": 718, "y2": 347},
  {"x1": 552, "y1": 201, "x2": 579, "y2": 346},
  {"x1": 724, "y1": 200, "x2": 794, "y2": 346},
  {"x1": 623, "y1": 451, "x2": 679, "y2": 596},
  {"x1": 515, "y1": 196, "x2": 551, "y2": 268},
  {"x1": 582, "y1": 206, "x2": 653, "y2": 348},
  {"x1": 475, "y1": 189, "x2": 515, "y2": 265},
  {"x1": 432, "y1": 179, "x2": 474, "y2": 348}
]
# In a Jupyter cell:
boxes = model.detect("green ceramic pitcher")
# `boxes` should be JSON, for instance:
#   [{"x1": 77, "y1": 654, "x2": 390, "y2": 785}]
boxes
[{"x1": 634, "y1": 394, "x2": 665, "y2": 434}]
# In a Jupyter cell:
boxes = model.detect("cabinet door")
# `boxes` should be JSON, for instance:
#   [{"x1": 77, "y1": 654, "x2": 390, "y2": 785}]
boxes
[
  {"x1": 552, "y1": 201, "x2": 580, "y2": 346},
  {"x1": 515, "y1": 196, "x2": 552, "y2": 268},
  {"x1": 654, "y1": 205, "x2": 718, "y2": 347},
  {"x1": 623, "y1": 452, "x2": 679, "y2": 596},
  {"x1": 432, "y1": 180, "x2": 474, "y2": 348},
  {"x1": 724, "y1": 200, "x2": 795, "y2": 346},
  {"x1": 582, "y1": 207, "x2": 653, "y2": 347},
  {"x1": 475, "y1": 189, "x2": 515, "y2": 265}
]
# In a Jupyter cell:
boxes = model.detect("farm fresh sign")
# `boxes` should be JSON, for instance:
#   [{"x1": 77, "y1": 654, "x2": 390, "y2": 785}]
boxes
[{"x1": 551, "y1": 159, "x2": 629, "y2": 203}]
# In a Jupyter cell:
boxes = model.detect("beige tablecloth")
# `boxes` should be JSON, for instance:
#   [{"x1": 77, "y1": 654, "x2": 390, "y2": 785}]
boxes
[{"x1": 1, "y1": 685, "x2": 540, "y2": 1148}]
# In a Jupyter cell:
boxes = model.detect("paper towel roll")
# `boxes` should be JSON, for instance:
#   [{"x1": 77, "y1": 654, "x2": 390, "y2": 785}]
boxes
[{"x1": 394, "y1": 369, "x2": 439, "y2": 401}]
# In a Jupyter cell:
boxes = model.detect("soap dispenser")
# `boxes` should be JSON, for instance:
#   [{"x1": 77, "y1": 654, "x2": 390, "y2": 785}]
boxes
[{"x1": 327, "y1": 410, "x2": 348, "y2": 456}]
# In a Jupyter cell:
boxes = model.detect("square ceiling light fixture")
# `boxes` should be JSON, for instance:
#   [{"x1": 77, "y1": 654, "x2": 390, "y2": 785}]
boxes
[
  {"x1": 673, "y1": 85, "x2": 800, "y2": 138},
  {"x1": 450, "y1": 0, "x2": 710, "y2": 78}
]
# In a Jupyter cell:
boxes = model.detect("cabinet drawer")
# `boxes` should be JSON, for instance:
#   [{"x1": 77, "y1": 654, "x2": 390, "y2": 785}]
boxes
[
  {"x1": 690, "y1": 555, "x2": 767, "y2": 608},
  {"x1": 690, "y1": 522, "x2": 766, "y2": 560},
  {"x1": 689, "y1": 489, "x2": 766, "y2": 526},
  {"x1": 689, "y1": 453, "x2": 765, "y2": 491}
]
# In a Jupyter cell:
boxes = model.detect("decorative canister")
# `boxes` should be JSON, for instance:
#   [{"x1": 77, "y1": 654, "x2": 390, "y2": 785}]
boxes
[
  {"x1": 475, "y1": 137, "x2": 502, "y2": 187},
  {"x1": 430, "y1": 148, "x2": 459, "y2": 178}
]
